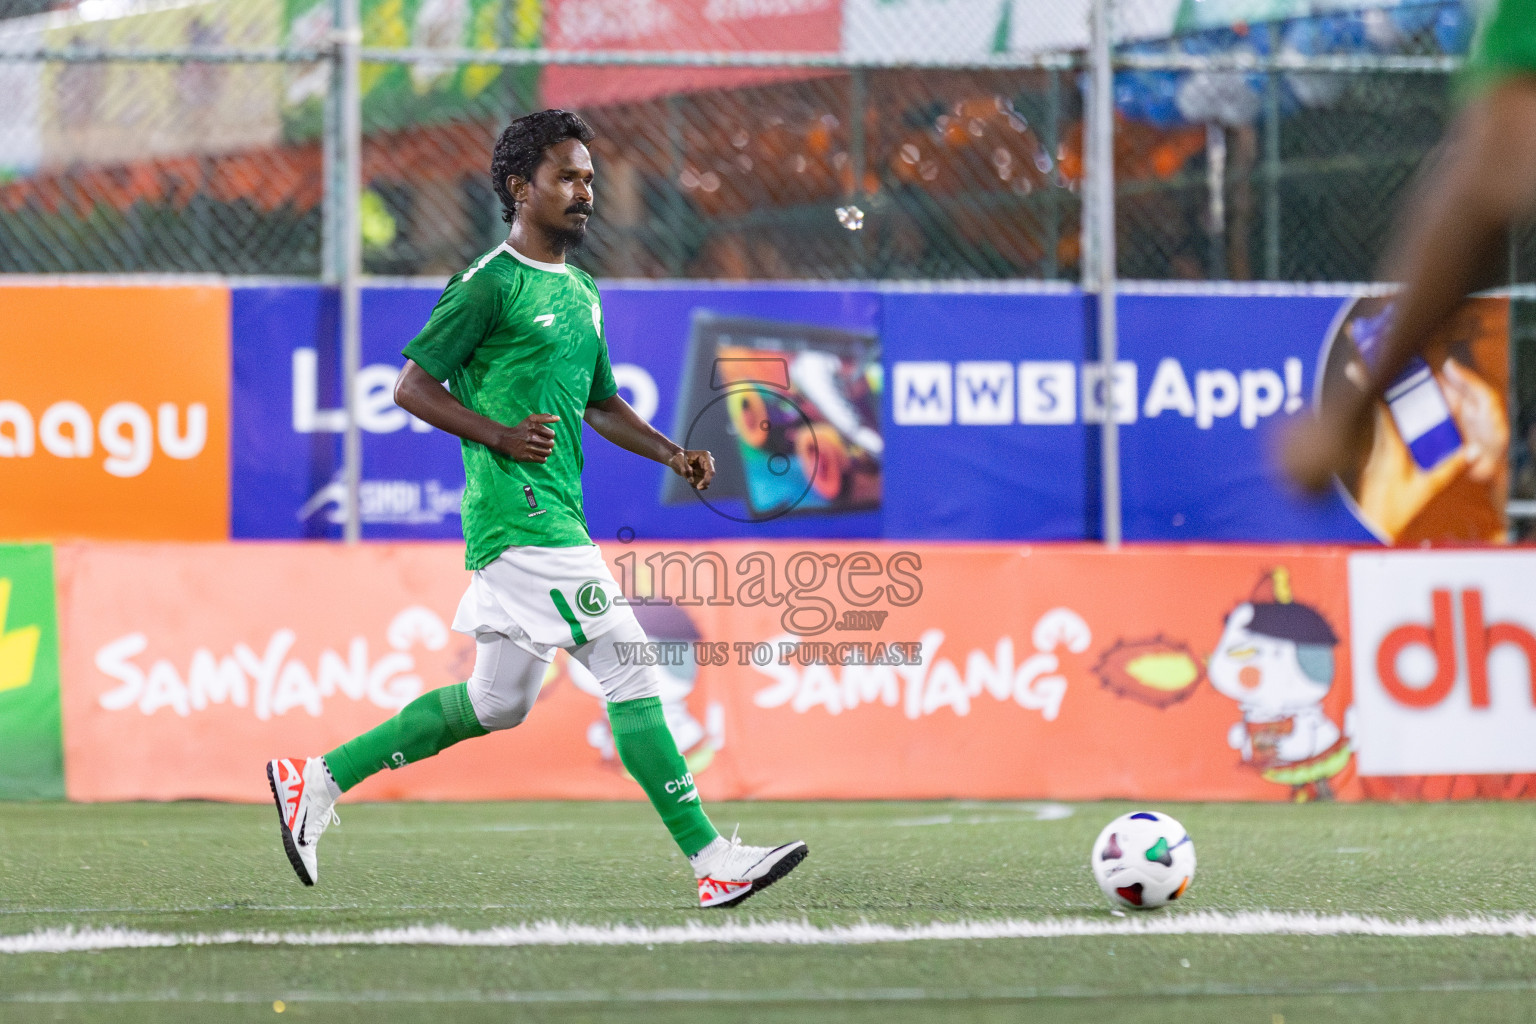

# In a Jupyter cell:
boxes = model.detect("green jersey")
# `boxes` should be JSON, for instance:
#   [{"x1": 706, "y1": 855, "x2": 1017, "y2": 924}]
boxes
[
  {"x1": 403, "y1": 242, "x2": 618, "y2": 570},
  {"x1": 1466, "y1": 0, "x2": 1536, "y2": 94}
]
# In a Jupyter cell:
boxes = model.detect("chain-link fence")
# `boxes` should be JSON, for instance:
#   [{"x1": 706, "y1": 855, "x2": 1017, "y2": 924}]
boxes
[
  {"x1": 2, "y1": 0, "x2": 1522, "y2": 285},
  {"x1": 1110, "y1": 0, "x2": 1536, "y2": 285}
]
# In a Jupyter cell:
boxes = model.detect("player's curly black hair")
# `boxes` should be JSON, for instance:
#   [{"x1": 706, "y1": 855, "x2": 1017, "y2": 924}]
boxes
[{"x1": 491, "y1": 109, "x2": 596, "y2": 225}]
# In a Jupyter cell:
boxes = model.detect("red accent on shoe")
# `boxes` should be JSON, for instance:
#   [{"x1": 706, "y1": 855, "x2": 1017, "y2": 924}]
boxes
[
  {"x1": 275, "y1": 758, "x2": 305, "y2": 829},
  {"x1": 698, "y1": 876, "x2": 751, "y2": 907}
]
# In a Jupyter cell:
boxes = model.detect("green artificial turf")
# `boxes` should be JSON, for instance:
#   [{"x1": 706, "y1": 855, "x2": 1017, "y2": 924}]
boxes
[{"x1": 1, "y1": 800, "x2": 1533, "y2": 1023}]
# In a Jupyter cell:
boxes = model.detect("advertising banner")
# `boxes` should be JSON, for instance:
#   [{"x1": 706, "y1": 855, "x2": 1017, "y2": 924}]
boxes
[
  {"x1": 230, "y1": 283, "x2": 883, "y2": 541},
  {"x1": 1313, "y1": 296, "x2": 1510, "y2": 545},
  {"x1": 40, "y1": 0, "x2": 281, "y2": 169},
  {"x1": 57, "y1": 540, "x2": 1362, "y2": 803},
  {"x1": 1349, "y1": 550, "x2": 1536, "y2": 778},
  {"x1": 0, "y1": 285, "x2": 230, "y2": 541},
  {"x1": 232, "y1": 286, "x2": 465, "y2": 541},
  {"x1": 881, "y1": 291, "x2": 1092, "y2": 540},
  {"x1": 541, "y1": 0, "x2": 841, "y2": 110},
  {"x1": 883, "y1": 292, "x2": 1506, "y2": 543},
  {"x1": 597, "y1": 286, "x2": 883, "y2": 541},
  {"x1": 841, "y1": 0, "x2": 1016, "y2": 62},
  {"x1": 57, "y1": 541, "x2": 481, "y2": 802},
  {"x1": 682, "y1": 542, "x2": 1356, "y2": 802},
  {"x1": 281, "y1": 0, "x2": 540, "y2": 137},
  {"x1": 0, "y1": 544, "x2": 63, "y2": 800},
  {"x1": 840, "y1": 0, "x2": 1177, "y2": 61},
  {"x1": 1172, "y1": 0, "x2": 1437, "y2": 34},
  {"x1": 230, "y1": 284, "x2": 1507, "y2": 545},
  {"x1": 1116, "y1": 293, "x2": 1377, "y2": 542}
]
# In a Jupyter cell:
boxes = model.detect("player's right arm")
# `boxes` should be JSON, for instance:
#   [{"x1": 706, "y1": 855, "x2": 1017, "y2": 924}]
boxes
[{"x1": 394, "y1": 361, "x2": 558, "y2": 463}]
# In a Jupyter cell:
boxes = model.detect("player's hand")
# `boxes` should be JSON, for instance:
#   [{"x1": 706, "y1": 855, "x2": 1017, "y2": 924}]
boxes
[
  {"x1": 498, "y1": 414, "x2": 560, "y2": 463},
  {"x1": 668, "y1": 448, "x2": 715, "y2": 490}
]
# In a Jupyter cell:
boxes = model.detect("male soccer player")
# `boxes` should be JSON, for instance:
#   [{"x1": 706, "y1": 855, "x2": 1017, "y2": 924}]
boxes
[
  {"x1": 1282, "y1": 0, "x2": 1536, "y2": 492},
  {"x1": 266, "y1": 109, "x2": 807, "y2": 909}
]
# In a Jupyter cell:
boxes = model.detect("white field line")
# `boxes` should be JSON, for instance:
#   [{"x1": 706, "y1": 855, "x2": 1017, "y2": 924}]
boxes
[
  {"x1": 8, "y1": 979, "x2": 1536, "y2": 1005},
  {"x1": 4, "y1": 912, "x2": 1536, "y2": 954}
]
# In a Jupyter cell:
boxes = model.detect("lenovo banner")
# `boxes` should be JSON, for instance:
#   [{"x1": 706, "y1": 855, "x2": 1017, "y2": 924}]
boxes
[
  {"x1": 230, "y1": 284, "x2": 884, "y2": 542},
  {"x1": 231, "y1": 286, "x2": 465, "y2": 541}
]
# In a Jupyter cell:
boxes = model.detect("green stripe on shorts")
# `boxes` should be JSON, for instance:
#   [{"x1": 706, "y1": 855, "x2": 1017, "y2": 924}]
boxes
[{"x1": 549, "y1": 588, "x2": 589, "y2": 645}]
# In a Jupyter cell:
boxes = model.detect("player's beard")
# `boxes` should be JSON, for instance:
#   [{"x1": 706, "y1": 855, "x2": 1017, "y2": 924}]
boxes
[
  {"x1": 551, "y1": 203, "x2": 592, "y2": 254},
  {"x1": 550, "y1": 222, "x2": 586, "y2": 254}
]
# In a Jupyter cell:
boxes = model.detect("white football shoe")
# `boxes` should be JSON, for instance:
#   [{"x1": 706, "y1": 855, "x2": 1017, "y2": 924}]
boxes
[
  {"x1": 693, "y1": 827, "x2": 808, "y2": 909},
  {"x1": 266, "y1": 756, "x2": 339, "y2": 887}
]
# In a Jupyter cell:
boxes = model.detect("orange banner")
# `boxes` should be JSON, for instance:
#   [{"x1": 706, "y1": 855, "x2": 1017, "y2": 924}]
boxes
[
  {"x1": 56, "y1": 540, "x2": 1373, "y2": 804},
  {"x1": 0, "y1": 285, "x2": 229, "y2": 541}
]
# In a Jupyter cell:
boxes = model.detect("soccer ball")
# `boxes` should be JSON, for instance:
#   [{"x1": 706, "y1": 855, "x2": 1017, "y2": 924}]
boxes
[{"x1": 1090, "y1": 811, "x2": 1196, "y2": 910}]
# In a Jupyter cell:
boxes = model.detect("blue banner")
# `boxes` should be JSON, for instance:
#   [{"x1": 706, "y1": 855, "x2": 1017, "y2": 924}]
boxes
[
  {"x1": 230, "y1": 285, "x2": 1389, "y2": 544},
  {"x1": 232, "y1": 285, "x2": 463, "y2": 540},
  {"x1": 591, "y1": 286, "x2": 883, "y2": 542},
  {"x1": 881, "y1": 292, "x2": 1094, "y2": 540},
  {"x1": 1116, "y1": 294, "x2": 1373, "y2": 542},
  {"x1": 230, "y1": 284, "x2": 884, "y2": 541}
]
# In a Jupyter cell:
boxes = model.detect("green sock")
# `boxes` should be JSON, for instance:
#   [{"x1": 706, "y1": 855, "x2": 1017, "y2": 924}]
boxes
[
  {"x1": 608, "y1": 697, "x2": 720, "y2": 858},
  {"x1": 324, "y1": 683, "x2": 487, "y2": 792}
]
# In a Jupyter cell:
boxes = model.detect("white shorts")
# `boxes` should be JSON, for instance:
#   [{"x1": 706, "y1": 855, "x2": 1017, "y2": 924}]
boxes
[{"x1": 452, "y1": 544, "x2": 631, "y2": 661}]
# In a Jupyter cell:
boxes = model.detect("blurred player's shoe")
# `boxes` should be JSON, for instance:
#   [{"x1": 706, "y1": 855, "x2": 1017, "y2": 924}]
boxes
[
  {"x1": 692, "y1": 827, "x2": 807, "y2": 908},
  {"x1": 266, "y1": 756, "x2": 339, "y2": 887}
]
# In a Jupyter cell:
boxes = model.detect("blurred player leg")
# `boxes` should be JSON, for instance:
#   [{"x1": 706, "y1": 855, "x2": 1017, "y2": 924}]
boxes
[{"x1": 1283, "y1": 0, "x2": 1536, "y2": 491}]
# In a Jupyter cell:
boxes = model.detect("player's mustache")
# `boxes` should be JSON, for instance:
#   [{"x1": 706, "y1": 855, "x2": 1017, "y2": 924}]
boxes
[{"x1": 566, "y1": 202, "x2": 594, "y2": 217}]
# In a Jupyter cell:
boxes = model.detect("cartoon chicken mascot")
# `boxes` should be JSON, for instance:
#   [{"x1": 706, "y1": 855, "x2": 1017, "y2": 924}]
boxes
[{"x1": 1208, "y1": 568, "x2": 1354, "y2": 801}]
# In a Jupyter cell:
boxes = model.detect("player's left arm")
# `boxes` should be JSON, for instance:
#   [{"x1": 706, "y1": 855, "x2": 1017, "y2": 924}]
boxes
[{"x1": 583, "y1": 394, "x2": 715, "y2": 491}]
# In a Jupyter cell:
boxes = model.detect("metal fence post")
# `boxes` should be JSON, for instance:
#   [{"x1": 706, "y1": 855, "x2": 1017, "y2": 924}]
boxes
[
  {"x1": 1089, "y1": 0, "x2": 1121, "y2": 548},
  {"x1": 337, "y1": 0, "x2": 364, "y2": 543},
  {"x1": 665, "y1": 96, "x2": 686, "y2": 277},
  {"x1": 1264, "y1": 23, "x2": 1282, "y2": 280},
  {"x1": 1045, "y1": 68, "x2": 1060, "y2": 281},
  {"x1": 850, "y1": 67, "x2": 868, "y2": 277},
  {"x1": 322, "y1": 21, "x2": 341, "y2": 285}
]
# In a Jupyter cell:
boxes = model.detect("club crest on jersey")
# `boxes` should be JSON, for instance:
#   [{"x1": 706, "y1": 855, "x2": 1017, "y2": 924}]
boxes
[{"x1": 576, "y1": 580, "x2": 610, "y2": 616}]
